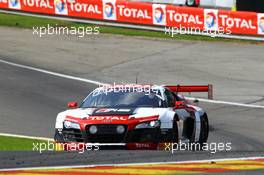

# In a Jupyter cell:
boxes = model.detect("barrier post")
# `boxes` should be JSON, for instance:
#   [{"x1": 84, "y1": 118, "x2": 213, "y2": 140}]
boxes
[{"x1": 208, "y1": 84, "x2": 213, "y2": 99}]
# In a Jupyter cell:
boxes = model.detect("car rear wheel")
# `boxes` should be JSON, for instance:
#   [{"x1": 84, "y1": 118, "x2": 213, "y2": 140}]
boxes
[
  {"x1": 190, "y1": 113, "x2": 209, "y2": 150},
  {"x1": 199, "y1": 114, "x2": 209, "y2": 144}
]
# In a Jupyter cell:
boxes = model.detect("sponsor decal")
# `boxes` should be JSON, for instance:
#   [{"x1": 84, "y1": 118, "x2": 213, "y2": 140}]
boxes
[
  {"x1": 93, "y1": 108, "x2": 133, "y2": 116},
  {"x1": 8, "y1": 0, "x2": 20, "y2": 9},
  {"x1": 23, "y1": 0, "x2": 53, "y2": 9},
  {"x1": 257, "y1": 14, "x2": 264, "y2": 35},
  {"x1": 219, "y1": 14, "x2": 256, "y2": 30},
  {"x1": 135, "y1": 143, "x2": 151, "y2": 148},
  {"x1": 152, "y1": 4, "x2": 166, "y2": 25},
  {"x1": 54, "y1": 0, "x2": 68, "y2": 15},
  {"x1": 117, "y1": 5, "x2": 151, "y2": 20},
  {"x1": 167, "y1": 9, "x2": 203, "y2": 25},
  {"x1": 204, "y1": 9, "x2": 218, "y2": 30},
  {"x1": 95, "y1": 108, "x2": 131, "y2": 113},
  {"x1": 69, "y1": 2, "x2": 101, "y2": 14},
  {"x1": 89, "y1": 116, "x2": 127, "y2": 120},
  {"x1": 103, "y1": 0, "x2": 116, "y2": 20}
]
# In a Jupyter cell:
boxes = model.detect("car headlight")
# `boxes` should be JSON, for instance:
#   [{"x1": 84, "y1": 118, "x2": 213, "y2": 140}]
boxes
[
  {"x1": 89, "y1": 125, "x2": 98, "y2": 134},
  {"x1": 135, "y1": 120, "x2": 160, "y2": 129},
  {"x1": 116, "y1": 125, "x2": 125, "y2": 134},
  {"x1": 63, "y1": 121, "x2": 80, "y2": 129}
]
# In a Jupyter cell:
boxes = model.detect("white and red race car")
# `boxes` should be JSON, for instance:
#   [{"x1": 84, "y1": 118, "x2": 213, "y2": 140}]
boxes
[{"x1": 54, "y1": 84, "x2": 211, "y2": 149}]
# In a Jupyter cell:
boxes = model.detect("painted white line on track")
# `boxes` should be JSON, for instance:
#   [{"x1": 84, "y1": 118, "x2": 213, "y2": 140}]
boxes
[
  {"x1": 0, "y1": 59, "x2": 106, "y2": 86},
  {"x1": 1, "y1": 59, "x2": 264, "y2": 109},
  {"x1": 186, "y1": 97, "x2": 264, "y2": 109},
  {"x1": 0, "y1": 133, "x2": 126, "y2": 145},
  {"x1": 0, "y1": 133, "x2": 53, "y2": 141},
  {"x1": 0, "y1": 156, "x2": 264, "y2": 171}
]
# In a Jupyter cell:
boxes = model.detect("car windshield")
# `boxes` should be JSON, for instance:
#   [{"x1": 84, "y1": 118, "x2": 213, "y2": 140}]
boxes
[{"x1": 81, "y1": 90, "x2": 164, "y2": 108}]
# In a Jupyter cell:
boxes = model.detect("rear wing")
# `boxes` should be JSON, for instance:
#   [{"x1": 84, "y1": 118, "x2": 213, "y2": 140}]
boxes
[{"x1": 165, "y1": 84, "x2": 213, "y2": 99}]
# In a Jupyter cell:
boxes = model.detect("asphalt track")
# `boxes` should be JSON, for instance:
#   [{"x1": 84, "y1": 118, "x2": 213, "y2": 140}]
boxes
[{"x1": 0, "y1": 26, "x2": 264, "y2": 174}]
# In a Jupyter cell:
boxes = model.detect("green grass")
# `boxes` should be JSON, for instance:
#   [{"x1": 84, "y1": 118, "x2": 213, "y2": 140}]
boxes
[
  {"x1": 0, "y1": 13, "x2": 260, "y2": 43},
  {"x1": 0, "y1": 13, "x2": 73, "y2": 28},
  {"x1": 0, "y1": 135, "x2": 49, "y2": 151}
]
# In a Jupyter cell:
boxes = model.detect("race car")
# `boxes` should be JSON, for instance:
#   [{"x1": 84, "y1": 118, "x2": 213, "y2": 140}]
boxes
[{"x1": 54, "y1": 84, "x2": 211, "y2": 150}]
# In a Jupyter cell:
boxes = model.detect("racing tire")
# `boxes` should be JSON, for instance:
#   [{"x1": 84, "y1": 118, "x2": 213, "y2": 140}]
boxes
[
  {"x1": 171, "y1": 117, "x2": 179, "y2": 143},
  {"x1": 191, "y1": 113, "x2": 209, "y2": 150},
  {"x1": 54, "y1": 129, "x2": 65, "y2": 143},
  {"x1": 199, "y1": 113, "x2": 209, "y2": 144}
]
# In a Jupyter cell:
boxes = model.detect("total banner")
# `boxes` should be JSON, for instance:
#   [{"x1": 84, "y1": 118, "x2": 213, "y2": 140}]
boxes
[{"x1": 0, "y1": 0, "x2": 263, "y2": 36}]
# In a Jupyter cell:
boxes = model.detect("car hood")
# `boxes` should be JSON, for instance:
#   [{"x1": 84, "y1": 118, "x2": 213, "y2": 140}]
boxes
[{"x1": 62, "y1": 107, "x2": 168, "y2": 119}]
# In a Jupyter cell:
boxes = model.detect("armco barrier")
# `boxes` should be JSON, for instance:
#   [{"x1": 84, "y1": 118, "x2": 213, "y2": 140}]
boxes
[{"x1": 0, "y1": 0, "x2": 263, "y2": 37}]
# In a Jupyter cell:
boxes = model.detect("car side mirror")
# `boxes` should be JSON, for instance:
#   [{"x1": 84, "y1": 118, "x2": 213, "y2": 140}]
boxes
[
  {"x1": 193, "y1": 99, "x2": 199, "y2": 103},
  {"x1": 175, "y1": 101, "x2": 185, "y2": 108},
  {"x1": 68, "y1": 102, "x2": 78, "y2": 108}
]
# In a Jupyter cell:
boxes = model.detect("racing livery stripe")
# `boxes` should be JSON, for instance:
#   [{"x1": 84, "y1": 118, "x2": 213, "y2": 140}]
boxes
[{"x1": 1, "y1": 158, "x2": 264, "y2": 175}]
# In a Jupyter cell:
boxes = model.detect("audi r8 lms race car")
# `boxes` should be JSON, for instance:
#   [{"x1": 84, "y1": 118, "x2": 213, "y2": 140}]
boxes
[{"x1": 54, "y1": 84, "x2": 210, "y2": 150}]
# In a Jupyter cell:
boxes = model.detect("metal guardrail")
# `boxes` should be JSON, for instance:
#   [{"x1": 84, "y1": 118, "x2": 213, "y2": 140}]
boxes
[{"x1": 0, "y1": 9, "x2": 263, "y2": 41}]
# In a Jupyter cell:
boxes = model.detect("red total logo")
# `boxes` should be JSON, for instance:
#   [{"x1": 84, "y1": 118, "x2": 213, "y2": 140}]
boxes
[
  {"x1": 117, "y1": 5, "x2": 151, "y2": 19},
  {"x1": 69, "y1": 2, "x2": 101, "y2": 14},
  {"x1": 219, "y1": 14, "x2": 256, "y2": 29},
  {"x1": 23, "y1": 0, "x2": 53, "y2": 9},
  {"x1": 89, "y1": 116, "x2": 127, "y2": 120},
  {"x1": 167, "y1": 10, "x2": 203, "y2": 24}
]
